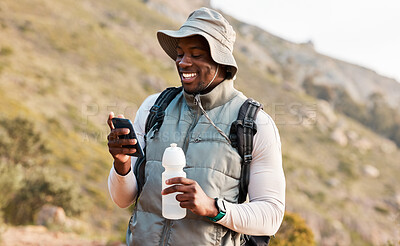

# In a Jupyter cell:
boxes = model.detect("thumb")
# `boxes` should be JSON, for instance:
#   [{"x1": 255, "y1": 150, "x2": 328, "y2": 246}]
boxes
[{"x1": 107, "y1": 112, "x2": 115, "y2": 129}]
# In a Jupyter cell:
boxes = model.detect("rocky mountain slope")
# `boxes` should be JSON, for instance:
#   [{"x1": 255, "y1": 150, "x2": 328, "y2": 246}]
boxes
[{"x1": 1, "y1": 0, "x2": 399, "y2": 245}]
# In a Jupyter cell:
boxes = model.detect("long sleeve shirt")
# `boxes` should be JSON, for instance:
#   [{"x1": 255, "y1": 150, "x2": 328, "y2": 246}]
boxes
[{"x1": 108, "y1": 93, "x2": 286, "y2": 235}]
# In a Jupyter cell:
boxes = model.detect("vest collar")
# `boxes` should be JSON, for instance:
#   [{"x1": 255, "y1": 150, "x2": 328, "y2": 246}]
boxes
[{"x1": 183, "y1": 79, "x2": 238, "y2": 110}]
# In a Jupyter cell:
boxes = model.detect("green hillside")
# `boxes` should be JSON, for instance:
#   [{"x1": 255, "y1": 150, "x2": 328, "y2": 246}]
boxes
[{"x1": 1, "y1": 0, "x2": 399, "y2": 245}]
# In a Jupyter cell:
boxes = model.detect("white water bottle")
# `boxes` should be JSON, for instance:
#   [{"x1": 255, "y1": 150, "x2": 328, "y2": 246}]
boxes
[{"x1": 162, "y1": 143, "x2": 186, "y2": 220}]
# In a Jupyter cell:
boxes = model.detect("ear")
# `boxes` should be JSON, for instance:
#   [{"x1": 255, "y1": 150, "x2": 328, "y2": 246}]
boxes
[
  {"x1": 224, "y1": 65, "x2": 233, "y2": 79},
  {"x1": 218, "y1": 64, "x2": 227, "y2": 78}
]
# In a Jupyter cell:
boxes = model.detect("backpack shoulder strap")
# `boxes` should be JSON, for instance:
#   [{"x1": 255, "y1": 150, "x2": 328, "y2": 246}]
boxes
[
  {"x1": 229, "y1": 98, "x2": 263, "y2": 204},
  {"x1": 231, "y1": 99, "x2": 272, "y2": 245},
  {"x1": 145, "y1": 86, "x2": 183, "y2": 134},
  {"x1": 134, "y1": 86, "x2": 182, "y2": 196}
]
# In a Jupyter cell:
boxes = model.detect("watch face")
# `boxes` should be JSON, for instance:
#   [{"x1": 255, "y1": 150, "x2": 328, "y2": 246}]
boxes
[{"x1": 217, "y1": 199, "x2": 226, "y2": 213}]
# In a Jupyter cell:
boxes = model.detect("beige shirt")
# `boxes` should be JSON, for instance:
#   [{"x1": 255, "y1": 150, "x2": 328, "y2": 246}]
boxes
[{"x1": 108, "y1": 93, "x2": 285, "y2": 235}]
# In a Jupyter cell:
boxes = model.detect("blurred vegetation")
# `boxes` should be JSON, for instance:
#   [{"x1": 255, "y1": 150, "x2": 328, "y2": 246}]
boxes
[
  {"x1": 270, "y1": 212, "x2": 315, "y2": 246},
  {"x1": 0, "y1": 162, "x2": 23, "y2": 219},
  {"x1": 3, "y1": 167, "x2": 85, "y2": 225},
  {"x1": 0, "y1": 46, "x2": 13, "y2": 56},
  {"x1": 0, "y1": 117, "x2": 49, "y2": 167},
  {"x1": 0, "y1": 116, "x2": 85, "y2": 225}
]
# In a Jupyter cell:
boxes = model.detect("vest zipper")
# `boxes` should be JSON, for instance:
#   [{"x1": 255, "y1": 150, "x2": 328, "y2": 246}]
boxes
[
  {"x1": 160, "y1": 219, "x2": 172, "y2": 246},
  {"x1": 183, "y1": 106, "x2": 201, "y2": 153}
]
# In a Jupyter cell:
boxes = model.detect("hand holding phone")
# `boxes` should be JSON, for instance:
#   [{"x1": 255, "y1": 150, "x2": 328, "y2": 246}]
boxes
[{"x1": 111, "y1": 118, "x2": 144, "y2": 158}]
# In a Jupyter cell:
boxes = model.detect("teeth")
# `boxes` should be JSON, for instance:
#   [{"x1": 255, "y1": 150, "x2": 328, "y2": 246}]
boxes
[{"x1": 182, "y1": 73, "x2": 196, "y2": 79}]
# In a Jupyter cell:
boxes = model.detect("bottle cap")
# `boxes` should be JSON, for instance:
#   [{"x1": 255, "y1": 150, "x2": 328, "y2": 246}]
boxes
[{"x1": 162, "y1": 143, "x2": 186, "y2": 167}]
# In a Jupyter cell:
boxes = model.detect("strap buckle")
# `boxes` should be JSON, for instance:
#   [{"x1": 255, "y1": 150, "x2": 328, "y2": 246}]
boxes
[
  {"x1": 249, "y1": 100, "x2": 261, "y2": 107},
  {"x1": 155, "y1": 110, "x2": 165, "y2": 121},
  {"x1": 243, "y1": 154, "x2": 252, "y2": 164},
  {"x1": 243, "y1": 119, "x2": 254, "y2": 128},
  {"x1": 150, "y1": 105, "x2": 160, "y2": 114}
]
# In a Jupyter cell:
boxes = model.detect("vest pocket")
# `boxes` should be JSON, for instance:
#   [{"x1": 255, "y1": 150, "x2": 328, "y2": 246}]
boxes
[
  {"x1": 166, "y1": 219, "x2": 223, "y2": 246},
  {"x1": 129, "y1": 210, "x2": 165, "y2": 245}
]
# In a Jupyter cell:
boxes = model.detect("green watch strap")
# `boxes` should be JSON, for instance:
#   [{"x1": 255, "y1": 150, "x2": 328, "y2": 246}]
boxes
[
  {"x1": 207, "y1": 211, "x2": 226, "y2": 222},
  {"x1": 207, "y1": 198, "x2": 226, "y2": 222}
]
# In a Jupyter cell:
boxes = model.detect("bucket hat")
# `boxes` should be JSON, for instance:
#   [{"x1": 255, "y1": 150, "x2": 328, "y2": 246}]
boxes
[{"x1": 157, "y1": 7, "x2": 238, "y2": 77}]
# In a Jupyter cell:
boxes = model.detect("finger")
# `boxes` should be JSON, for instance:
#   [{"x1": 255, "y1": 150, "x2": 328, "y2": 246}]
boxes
[
  {"x1": 114, "y1": 128, "x2": 131, "y2": 136},
  {"x1": 108, "y1": 129, "x2": 123, "y2": 140},
  {"x1": 161, "y1": 185, "x2": 180, "y2": 195},
  {"x1": 175, "y1": 193, "x2": 194, "y2": 202},
  {"x1": 108, "y1": 140, "x2": 122, "y2": 148},
  {"x1": 108, "y1": 138, "x2": 137, "y2": 147},
  {"x1": 109, "y1": 147, "x2": 137, "y2": 155},
  {"x1": 108, "y1": 147, "x2": 125, "y2": 155},
  {"x1": 162, "y1": 184, "x2": 195, "y2": 195},
  {"x1": 108, "y1": 128, "x2": 131, "y2": 142},
  {"x1": 166, "y1": 177, "x2": 195, "y2": 185},
  {"x1": 107, "y1": 112, "x2": 115, "y2": 129},
  {"x1": 122, "y1": 147, "x2": 137, "y2": 155},
  {"x1": 179, "y1": 201, "x2": 195, "y2": 209},
  {"x1": 119, "y1": 138, "x2": 137, "y2": 145},
  {"x1": 117, "y1": 114, "x2": 125, "y2": 118},
  {"x1": 107, "y1": 132, "x2": 117, "y2": 141}
]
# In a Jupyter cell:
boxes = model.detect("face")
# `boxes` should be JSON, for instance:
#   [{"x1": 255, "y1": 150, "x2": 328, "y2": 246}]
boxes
[{"x1": 176, "y1": 35, "x2": 226, "y2": 94}]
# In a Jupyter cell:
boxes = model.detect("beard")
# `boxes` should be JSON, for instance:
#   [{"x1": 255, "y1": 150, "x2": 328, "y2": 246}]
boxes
[{"x1": 182, "y1": 80, "x2": 210, "y2": 95}]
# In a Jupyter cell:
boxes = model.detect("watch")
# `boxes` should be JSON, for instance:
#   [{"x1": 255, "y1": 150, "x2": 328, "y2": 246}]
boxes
[{"x1": 207, "y1": 198, "x2": 226, "y2": 222}]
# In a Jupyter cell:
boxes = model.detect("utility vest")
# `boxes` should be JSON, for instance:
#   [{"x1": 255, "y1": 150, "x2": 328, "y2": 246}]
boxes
[{"x1": 127, "y1": 80, "x2": 247, "y2": 246}]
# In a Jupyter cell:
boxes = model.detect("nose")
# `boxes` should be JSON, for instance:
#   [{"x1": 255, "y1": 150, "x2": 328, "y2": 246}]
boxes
[{"x1": 177, "y1": 54, "x2": 191, "y2": 68}]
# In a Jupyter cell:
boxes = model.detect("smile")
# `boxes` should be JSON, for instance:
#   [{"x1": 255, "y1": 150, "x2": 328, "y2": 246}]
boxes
[{"x1": 182, "y1": 72, "x2": 197, "y2": 79}]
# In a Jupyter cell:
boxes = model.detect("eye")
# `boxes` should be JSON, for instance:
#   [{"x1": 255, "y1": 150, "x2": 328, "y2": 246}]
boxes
[
  {"x1": 191, "y1": 54, "x2": 201, "y2": 58},
  {"x1": 176, "y1": 47, "x2": 183, "y2": 58}
]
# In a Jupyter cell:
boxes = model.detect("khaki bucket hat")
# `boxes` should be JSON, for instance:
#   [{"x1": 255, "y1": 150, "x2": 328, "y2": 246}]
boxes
[{"x1": 157, "y1": 7, "x2": 238, "y2": 77}]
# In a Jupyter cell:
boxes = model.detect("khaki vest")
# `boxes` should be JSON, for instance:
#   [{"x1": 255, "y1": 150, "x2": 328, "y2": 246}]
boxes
[{"x1": 128, "y1": 80, "x2": 247, "y2": 246}]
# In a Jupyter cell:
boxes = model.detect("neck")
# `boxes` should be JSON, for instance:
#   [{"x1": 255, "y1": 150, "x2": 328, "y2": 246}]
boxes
[{"x1": 184, "y1": 79, "x2": 238, "y2": 110}]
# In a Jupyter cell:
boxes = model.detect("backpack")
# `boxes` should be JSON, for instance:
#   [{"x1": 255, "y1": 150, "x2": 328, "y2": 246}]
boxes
[{"x1": 133, "y1": 86, "x2": 270, "y2": 246}]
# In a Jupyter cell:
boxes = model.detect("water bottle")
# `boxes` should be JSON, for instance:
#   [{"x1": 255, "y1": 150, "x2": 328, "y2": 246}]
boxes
[{"x1": 162, "y1": 143, "x2": 186, "y2": 220}]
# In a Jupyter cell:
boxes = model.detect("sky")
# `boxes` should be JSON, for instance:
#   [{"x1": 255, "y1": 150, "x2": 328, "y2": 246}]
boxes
[{"x1": 210, "y1": 0, "x2": 400, "y2": 82}]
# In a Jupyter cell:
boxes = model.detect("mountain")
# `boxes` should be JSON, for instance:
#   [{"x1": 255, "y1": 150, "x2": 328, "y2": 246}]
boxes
[{"x1": 0, "y1": 0, "x2": 399, "y2": 245}]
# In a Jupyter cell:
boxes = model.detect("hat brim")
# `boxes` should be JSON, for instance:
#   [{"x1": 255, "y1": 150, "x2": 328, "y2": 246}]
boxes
[{"x1": 157, "y1": 26, "x2": 237, "y2": 77}]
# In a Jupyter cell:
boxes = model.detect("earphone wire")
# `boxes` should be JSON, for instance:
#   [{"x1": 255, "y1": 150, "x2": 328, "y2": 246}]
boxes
[{"x1": 203, "y1": 65, "x2": 219, "y2": 91}]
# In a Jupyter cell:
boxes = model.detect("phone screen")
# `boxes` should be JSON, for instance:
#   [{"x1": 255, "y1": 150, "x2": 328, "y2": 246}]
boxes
[{"x1": 111, "y1": 118, "x2": 144, "y2": 158}]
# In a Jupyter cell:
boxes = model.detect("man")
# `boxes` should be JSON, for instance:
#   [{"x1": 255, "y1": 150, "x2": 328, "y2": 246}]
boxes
[{"x1": 107, "y1": 7, "x2": 285, "y2": 246}]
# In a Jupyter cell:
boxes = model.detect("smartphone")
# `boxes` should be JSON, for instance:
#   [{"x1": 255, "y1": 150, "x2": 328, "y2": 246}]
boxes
[{"x1": 111, "y1": 118, "x2": 144, "y2": 158}]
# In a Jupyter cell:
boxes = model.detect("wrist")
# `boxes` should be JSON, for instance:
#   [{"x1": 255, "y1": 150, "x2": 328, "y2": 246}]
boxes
[
  {"x1": 207, "y1": 198, "x2": 226, "y2": 222},
  {"x1": 207, "y1": 197, "x2": 219, "y2": 217},
  {"x1": 113, "y1": 158, "x2": 131, "y2": 176}
]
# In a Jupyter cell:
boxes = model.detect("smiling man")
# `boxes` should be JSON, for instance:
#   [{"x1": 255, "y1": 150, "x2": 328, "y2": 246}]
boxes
[{"x1": 107, "y1": 7, "x2": 285, "y2": 246}]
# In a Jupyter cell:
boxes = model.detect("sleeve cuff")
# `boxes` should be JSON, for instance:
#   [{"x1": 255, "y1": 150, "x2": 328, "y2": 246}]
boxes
[
  {"x1": 216, "y1": 200, "x2": 234, "y2": 225},
  {"x1": 111, "y1": 163, "x2": 135, "y2": 184}
]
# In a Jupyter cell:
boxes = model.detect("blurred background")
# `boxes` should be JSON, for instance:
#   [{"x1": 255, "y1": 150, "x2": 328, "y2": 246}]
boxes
[{"x1": 0, "y1": 0, "x2": 399, "y2": 245}]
